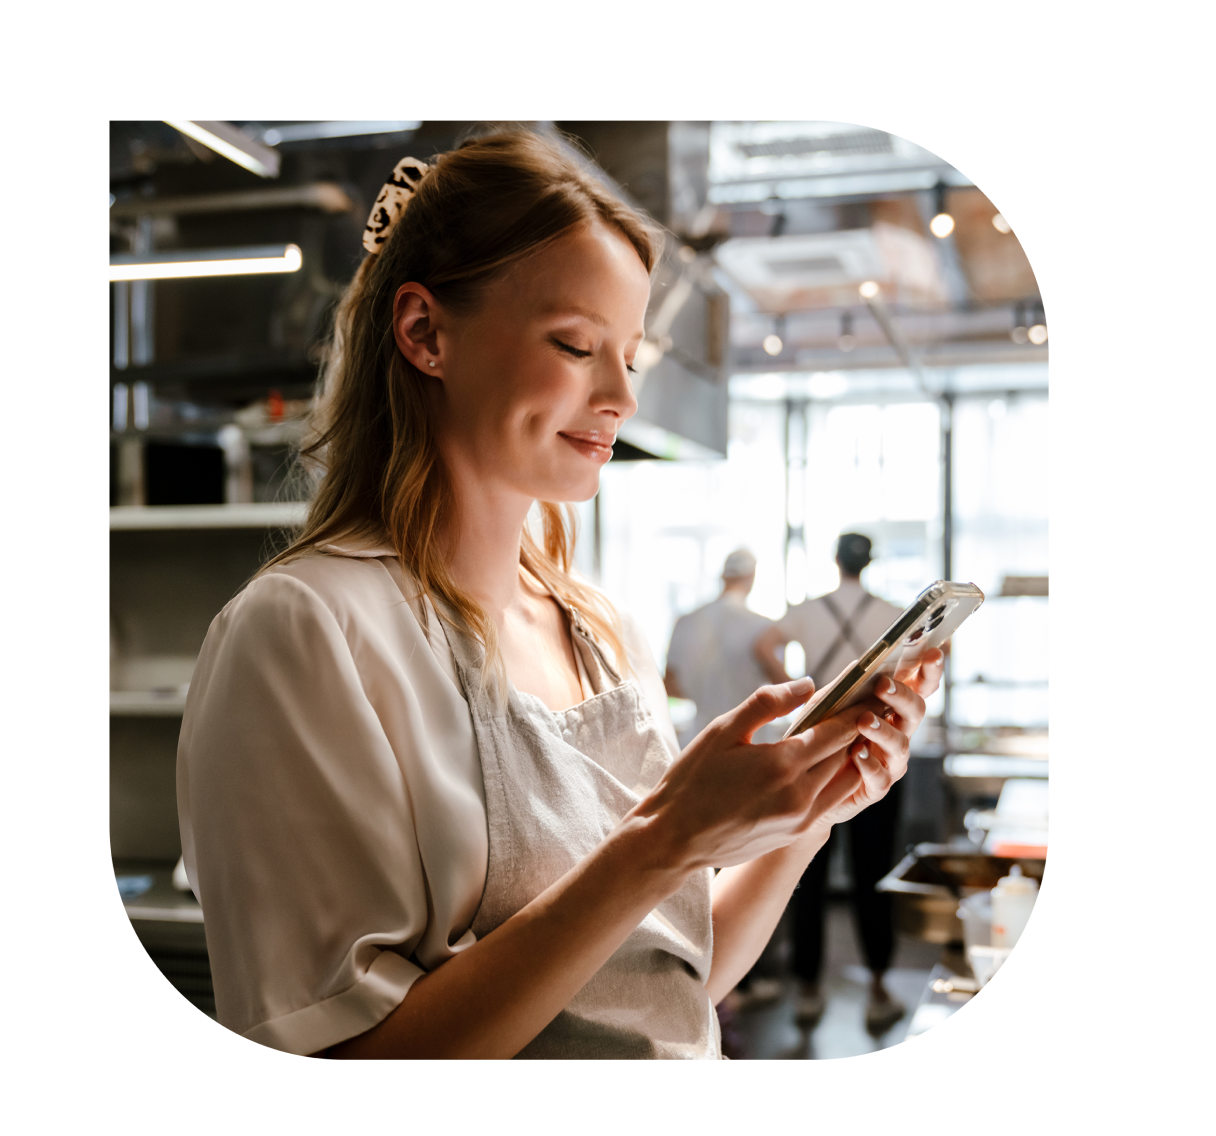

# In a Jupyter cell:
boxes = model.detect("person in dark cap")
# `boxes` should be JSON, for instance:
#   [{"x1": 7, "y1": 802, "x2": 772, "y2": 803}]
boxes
[{"x1": 753, "y1": 532, "x2": 907, "y2": 1036}]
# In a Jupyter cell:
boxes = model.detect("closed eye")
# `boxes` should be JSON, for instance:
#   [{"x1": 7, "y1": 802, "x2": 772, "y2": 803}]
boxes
[{"x1": 553, "y1": 338, "x2": 637, "y2": 375}]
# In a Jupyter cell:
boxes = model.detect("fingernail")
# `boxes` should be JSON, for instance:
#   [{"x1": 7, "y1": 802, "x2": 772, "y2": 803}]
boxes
[
  {"x1": 869, "y1": 713, "x2": 883, "y2": 729},
  {"x1": 886, "y1": 678, "x2": 897, "y2": 694},
  {"x1": 856, "y1": 747, "x2": 869, "y2": 760}
]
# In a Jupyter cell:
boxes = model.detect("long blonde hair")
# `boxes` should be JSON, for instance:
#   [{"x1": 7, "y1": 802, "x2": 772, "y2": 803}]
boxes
[{"x1": 266, "y1": 130, "x2": 661, "y2": 673}]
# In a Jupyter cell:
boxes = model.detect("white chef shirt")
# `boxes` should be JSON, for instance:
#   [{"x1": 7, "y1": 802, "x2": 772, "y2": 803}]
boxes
[
  {"x1": 665, "y1": 591, "x2": 774, "y2": 740},
  {"x1": 176, "y1": 536, "x2": 677, "y2": 1056},
  {"x1": 776, "y1": 579, "x2": 904, "y2": 689}
]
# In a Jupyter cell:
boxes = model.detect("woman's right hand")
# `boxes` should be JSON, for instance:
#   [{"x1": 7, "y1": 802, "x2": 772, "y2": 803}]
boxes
[{"x1": 628, "y1": 678, "x2": 868, "y2": 875}]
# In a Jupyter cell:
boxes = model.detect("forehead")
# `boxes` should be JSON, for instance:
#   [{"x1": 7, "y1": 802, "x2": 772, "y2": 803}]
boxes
[{"x1": 490, "y1": 222, "x2": 651, "y2": 321}]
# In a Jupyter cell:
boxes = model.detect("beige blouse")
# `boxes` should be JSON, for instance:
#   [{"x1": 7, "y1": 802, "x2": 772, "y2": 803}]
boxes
[{"x1": 176, "y1": 537, "x2": 679, "y2": 1056}]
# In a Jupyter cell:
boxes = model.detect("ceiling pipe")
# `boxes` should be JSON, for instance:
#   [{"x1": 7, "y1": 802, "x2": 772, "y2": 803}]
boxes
[{"x1": 859, "y1": 282, "x2": 933, "y2": 395}]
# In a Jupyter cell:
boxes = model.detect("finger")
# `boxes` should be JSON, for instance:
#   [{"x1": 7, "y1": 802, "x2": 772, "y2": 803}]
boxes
[
  {"x1": 903, "y1": 648, "x2": 945, "y2": 697},
  {"x1": 799, "y1": 747, "x2": 857, "y2": 806},
  {"x1": 872, "y1": 675, "x2": 927, "y2": 733},
  {"x1": 855, "y1": 710, "x2": 910, "y2": 773},
  {"x1": 781, "y1": 705, "x2": 865, "y2": 768},
  {"x1": 727, "y1": 677, "x2": 815, "y2": 741},
  {"x1": 852, "y1": 737, "x2": 901, "y2": 800}
]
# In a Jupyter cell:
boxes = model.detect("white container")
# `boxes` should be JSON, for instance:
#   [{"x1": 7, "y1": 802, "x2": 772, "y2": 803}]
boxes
[
  {"x1": 990, "y1": 864, "x2": 1038, "y2": 947},
  {"x1": 957, "y1": 892, "x2": 992, "y2": 954}
]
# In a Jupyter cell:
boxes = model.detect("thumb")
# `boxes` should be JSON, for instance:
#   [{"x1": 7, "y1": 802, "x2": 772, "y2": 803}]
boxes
[{"x1": 727, "y1": 677, "x2": 815, "y2": 741}]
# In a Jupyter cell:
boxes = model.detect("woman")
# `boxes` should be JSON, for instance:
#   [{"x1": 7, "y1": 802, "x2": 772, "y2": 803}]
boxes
[{"x1": 177, "y1": 130, "x2": 942, "y2": 1060}]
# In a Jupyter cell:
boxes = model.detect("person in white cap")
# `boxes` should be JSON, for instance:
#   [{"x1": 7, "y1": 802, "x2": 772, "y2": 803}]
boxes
[{"x1": 664, "y1": 548, "x2": 777, "y2": 747}]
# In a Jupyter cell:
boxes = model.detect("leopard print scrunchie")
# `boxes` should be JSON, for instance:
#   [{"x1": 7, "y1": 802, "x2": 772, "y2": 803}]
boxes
[{"x1": 362, "y1": 156, "x2": 431, "y2": 253}]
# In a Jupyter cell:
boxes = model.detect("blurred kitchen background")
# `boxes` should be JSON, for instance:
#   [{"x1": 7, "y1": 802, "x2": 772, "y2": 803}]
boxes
[{"x1": 110, "y1": 120, "x2": 1047, "y2": 1057}]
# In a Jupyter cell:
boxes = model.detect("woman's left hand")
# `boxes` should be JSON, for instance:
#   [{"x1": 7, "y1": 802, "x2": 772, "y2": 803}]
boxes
[{"x1": 809, "y1": 648, "x2": 945, "y2": 831}]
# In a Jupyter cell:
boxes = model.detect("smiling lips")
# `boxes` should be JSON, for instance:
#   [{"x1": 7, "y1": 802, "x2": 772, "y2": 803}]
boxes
[{"x1": 558, "y1": 430, "x2": 616, "y2": 463}]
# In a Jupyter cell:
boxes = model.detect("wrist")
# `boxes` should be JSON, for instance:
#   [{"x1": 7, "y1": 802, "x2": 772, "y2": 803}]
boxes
[
  {"x1": 791, "y1": 818, "x2": 833, "y2": 863},
  {"x1": 607, "y1": 809, "x2": 699, "y2": 902}
]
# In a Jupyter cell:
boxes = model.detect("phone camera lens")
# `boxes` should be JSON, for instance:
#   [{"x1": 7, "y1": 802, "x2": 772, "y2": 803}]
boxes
[
  {"x1": 928, "y1": 614, "x2": 945, "y2": 631},
  {"x1": 907, "y1": 627, "x2": 925, "y2": 643},
  {"x1": 930, "y1": 604, "x2": 947, "y2": 621}
]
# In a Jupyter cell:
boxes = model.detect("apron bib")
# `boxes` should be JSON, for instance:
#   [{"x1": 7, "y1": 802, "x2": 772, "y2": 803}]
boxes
[{"x1": 440, "y1": 597, "x2": 720, "y2": 1060}]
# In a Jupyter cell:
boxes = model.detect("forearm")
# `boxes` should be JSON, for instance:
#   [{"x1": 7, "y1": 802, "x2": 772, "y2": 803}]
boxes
[
  {"x1": 328, "y1": 815, "x2": 689, "y2": 1059},
  {"x1": 706, "y1": 822, "x2": 831, "y2": 1004}
]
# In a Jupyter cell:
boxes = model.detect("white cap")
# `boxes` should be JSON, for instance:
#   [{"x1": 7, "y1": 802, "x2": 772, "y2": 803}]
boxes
[{"x1": 722, "y1": 548, "x2": 757, "y2": 579}]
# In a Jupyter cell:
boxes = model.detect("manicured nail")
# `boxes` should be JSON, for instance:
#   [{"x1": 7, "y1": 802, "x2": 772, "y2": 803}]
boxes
[
  {"x1": 856, "y1": 747, "x2": 870, "y2": 760},
  {"x1": 869, "y1": 713, "x2": 883, "y2": 729},
  {"x1": 886, "y1": 678, "x2": 897, "y2": 695}
]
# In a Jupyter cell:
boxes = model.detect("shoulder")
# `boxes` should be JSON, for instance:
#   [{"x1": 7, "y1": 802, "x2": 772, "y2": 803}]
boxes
[
  {"x1": 234, "y1": 549, "x2": 422, "y2": 632},
  {"x1": 867, "y1": 591, "x2": 904, "y2": 617},
  {"x1": 198, "y1": 550, "x2": 439, "y2": 693}
]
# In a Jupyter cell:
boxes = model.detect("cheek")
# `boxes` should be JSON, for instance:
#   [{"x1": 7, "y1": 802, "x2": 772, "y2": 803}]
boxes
[{"x1": 498, "y1": 362, "x2": 580, "y2": 436}]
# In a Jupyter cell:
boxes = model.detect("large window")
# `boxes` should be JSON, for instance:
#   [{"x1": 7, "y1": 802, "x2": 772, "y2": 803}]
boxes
[{"x1": 582, "y1": 366, "x2": 1047, "y2": 732}]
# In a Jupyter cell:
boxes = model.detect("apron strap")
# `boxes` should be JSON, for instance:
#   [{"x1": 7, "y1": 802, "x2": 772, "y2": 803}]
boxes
[
  {"x1": 808, "y1": 591, "x2": 876, "y2": 680},
  {"x1": 527, "y1": 571, "x2": 623, "y2": 691}
]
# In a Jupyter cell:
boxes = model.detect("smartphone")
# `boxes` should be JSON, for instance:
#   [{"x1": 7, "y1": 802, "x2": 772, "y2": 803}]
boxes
[{"x1": 782, "y1": 580, "x2": 985, "y2": 739}]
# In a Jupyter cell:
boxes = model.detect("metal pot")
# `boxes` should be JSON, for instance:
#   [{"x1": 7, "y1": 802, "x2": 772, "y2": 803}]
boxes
[{"x1": 876, "y1": 843, "x2": 1046, "y2": 944}]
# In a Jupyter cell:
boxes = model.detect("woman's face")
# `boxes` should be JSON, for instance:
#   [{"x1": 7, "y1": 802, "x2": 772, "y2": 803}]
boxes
[{"x1": 428, "y1": 222, "x2": 649, "y2": 504}]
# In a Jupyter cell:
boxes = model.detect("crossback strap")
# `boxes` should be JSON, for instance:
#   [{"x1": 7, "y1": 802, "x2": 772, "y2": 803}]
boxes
[{"x1": 807, "y1": 592, "x2": 876, "y2": 681}]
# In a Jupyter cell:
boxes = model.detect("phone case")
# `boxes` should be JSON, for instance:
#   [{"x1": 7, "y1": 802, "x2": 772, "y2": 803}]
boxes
[{"x1": 782, "y1": 580, "x2": 985, "y2": 739}]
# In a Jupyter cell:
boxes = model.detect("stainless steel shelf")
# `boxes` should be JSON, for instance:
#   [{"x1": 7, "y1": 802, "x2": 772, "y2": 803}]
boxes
[
  {"x1": 110, "y1": 502, "x2": 307, "y2": 530},
  {"x1": 110, "y1": 690, "x2": 189, "y2": 716}
]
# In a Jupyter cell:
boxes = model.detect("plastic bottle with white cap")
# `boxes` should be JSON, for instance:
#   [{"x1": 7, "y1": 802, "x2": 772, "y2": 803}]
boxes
[{"x1": 990, "y1": 864, "x2": 1038, "y2": 948}]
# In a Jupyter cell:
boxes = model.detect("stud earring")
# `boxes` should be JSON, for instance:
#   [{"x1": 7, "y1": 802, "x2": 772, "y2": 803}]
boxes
[{"x1": 428, "y1": 361, "x2": 436, "y2": 368}]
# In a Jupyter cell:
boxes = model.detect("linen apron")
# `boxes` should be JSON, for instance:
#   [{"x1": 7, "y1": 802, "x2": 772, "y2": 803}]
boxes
[{"x1": 439, "y1": 596, "x2": 721, "y2": 1060}]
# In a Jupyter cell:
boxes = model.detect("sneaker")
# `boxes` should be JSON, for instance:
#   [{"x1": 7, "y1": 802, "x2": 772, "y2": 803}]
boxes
[
  {"x1": 864, "y1": 993, "x2": 906, "y2": 1036},
  {"x1": 794, "y1": 984, "x2": 826, "y2": 1028}
]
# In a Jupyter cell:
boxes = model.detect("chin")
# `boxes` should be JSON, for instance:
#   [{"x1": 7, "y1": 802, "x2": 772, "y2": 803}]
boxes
[{"x1": 535, "y1": 469, "x2": 602, "y2": 505}]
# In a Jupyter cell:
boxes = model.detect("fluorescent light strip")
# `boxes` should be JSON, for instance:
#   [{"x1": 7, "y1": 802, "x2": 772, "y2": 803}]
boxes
[
  {"x1": 261, "y1": 120, "x2": 420, "y2": 145},
  {"x1": 109, "y1": 244, "x2": 302, "y2": 282},
  {"x1": 164, "y1": 120, "x2": 280, "y2": 178}
]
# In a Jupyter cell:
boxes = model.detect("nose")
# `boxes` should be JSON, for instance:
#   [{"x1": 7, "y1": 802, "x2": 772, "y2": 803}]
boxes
[{"x1": 591, "y1": 356, "x2": 639, "y2": 422}]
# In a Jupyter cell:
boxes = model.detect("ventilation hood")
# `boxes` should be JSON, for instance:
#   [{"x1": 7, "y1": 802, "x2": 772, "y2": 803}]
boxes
[{"x1": 715, "y1": 222, "x2": 948, "y2": 311}]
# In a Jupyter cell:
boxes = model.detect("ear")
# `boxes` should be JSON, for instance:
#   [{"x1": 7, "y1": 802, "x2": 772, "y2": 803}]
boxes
[{"x1": 392, "y1": 283, "x2": 447, "y2": 375}]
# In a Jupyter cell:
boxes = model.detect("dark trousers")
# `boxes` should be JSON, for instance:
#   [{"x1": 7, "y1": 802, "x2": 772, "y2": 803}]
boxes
[{"x1": 791, "y1": 780, "x2": 903, "y2": 983}]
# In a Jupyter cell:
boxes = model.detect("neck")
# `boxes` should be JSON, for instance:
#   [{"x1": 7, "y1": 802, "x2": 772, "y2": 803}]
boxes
[
  {"x1": 441, "y1": 461, "x2": 535, "y2": 628},
  {"x1": 839, "y1": 573, "x2": 861, "y2": 586}
]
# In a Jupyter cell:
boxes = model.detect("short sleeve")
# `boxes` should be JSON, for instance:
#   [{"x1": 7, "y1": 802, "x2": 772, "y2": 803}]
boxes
[{"x1": 178, "y1": 572, "x2": 431, "y2": 1055}]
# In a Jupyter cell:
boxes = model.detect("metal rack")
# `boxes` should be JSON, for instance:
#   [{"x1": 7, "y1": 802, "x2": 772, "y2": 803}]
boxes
[{"x1": 111, "y1": 503, "x2": 304, "y2": 1017}]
